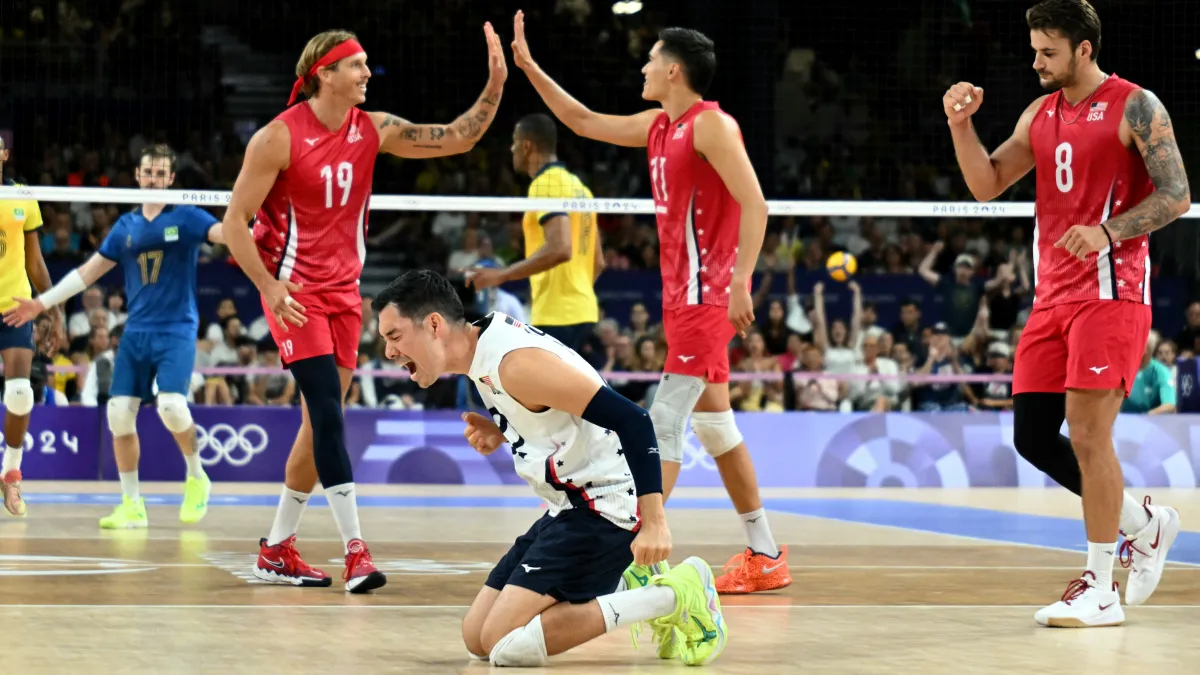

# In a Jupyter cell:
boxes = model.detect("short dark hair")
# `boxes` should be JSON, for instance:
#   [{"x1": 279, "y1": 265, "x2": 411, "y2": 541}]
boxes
[
  {"x1": 515, "y1": 113, "x2": 558, "y2": 154},
  {"x1": 372, "y1": 269, "x2": 465, "y2": 324},
  {"x1": 1026, "y1": 0, "x2": 1102, "y2": 61},
  {"x1": 139, "y1": 143, "x2": 177, "y2": 171},
  {"x1": 658, "y1": 27, "x2": 716, "y2": 95}
]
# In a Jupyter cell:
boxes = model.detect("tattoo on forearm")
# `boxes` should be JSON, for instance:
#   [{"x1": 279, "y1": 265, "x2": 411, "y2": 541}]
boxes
[
  {"x1": 429, "y1": 127, "x2": 446, "y2": 141},
  {"x1": 401, "y1": 127, "x2": 421, "y2": 141},
  {"x1": 1104, "y1": 90, "x2": 1191, "y2": 240},
  {"x1": 451, "y1": 88, "x2": 503, "y2": 142}
]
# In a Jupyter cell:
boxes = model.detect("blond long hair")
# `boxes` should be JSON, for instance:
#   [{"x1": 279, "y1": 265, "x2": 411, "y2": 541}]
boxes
[{"x1": 295, "y1": 30, "x2": 358, "y2": 99}]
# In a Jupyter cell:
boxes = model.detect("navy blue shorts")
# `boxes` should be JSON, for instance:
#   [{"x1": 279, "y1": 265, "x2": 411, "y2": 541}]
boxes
[
  {"x1": 485, "y1": 509, "x2": 636, "y2": 603},
  {"x1": 0, "y1": 321, "x2": 34, "y2": 352},
  {"x1": 111, "y1": 332, "x2": 197, "y2": 402}
]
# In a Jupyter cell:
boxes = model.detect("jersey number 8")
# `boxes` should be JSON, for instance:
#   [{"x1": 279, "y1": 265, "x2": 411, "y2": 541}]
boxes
[
  {"x1": 1055, "y1": 142, "x2": 1074, "y2": 193},
  {"x1": 320, "y1": 162, "x2": 354, "y2": 208}
]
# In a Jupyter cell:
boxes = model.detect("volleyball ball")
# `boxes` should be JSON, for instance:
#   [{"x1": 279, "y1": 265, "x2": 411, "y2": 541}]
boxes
[{"x1": 826, "y1": 251, "x2": 857, "y2": 282}]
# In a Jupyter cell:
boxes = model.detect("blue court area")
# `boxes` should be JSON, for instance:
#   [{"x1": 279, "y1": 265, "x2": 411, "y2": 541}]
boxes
[{"x1": 27, "y1": 492, "x2": 1200, "y2": 566}]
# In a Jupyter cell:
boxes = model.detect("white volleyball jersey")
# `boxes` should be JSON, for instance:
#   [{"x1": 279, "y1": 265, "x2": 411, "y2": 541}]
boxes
[{"x1": 468, "y1": 312, "x2": 640, "y2": 531}]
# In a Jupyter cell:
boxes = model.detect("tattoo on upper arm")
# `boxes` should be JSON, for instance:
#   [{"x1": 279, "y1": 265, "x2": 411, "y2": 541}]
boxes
[
  {"x1": 401, "y1": 127, "x2": 421, "y2": 141},
  {"x1": 1126, "y1": 91, "x2": 1189, "y2": 201},
  {"x1": 379, "y1": 114, "x2": 407, "y2": 129},
  {"x1": 1103, "y1": 90, "x2": 1191, "y2": 239},
  {"x1": 429, "y1": 127, "x2": 446, "y2": 141}
]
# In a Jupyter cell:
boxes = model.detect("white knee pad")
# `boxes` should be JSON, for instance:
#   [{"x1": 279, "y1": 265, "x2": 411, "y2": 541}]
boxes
[
  {"x1": 691, "y1": 409, "x2": 743, "y2": 458},
  {"x1": 3, "y1": 378, "x2": 33, "y2": 416},
  {"x1": 489, "y1": 615, "x2": 548, "y2": 667},
  {"x1": 156, "y1": 392, "x2": 194, "y2": 434},
  {"x1": 648, "y1": 373, "x2": 706, "y2": 463},
  {"x1": 106, "y1": 396, "x2": 141, "y2": 437}
]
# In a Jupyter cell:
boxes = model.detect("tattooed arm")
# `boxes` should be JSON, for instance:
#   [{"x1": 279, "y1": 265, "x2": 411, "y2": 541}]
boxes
[
  {"x1": 1102, "y1": 90, "x2": 1192, "y2": 240},
  {"x1": 368, "y1": 22, "x2": 507, "y2": 159}
]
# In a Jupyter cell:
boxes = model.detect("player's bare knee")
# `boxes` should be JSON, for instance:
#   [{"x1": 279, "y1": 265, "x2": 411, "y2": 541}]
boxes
[
  {"x1": 106, "y1": 396, "x2": 140, "y2": 437},
  {"x1": 155, "y1": 392, "x2": 193, "y2": 434},
  {"x1": 2, "y1": 378, "x2": 33, "y2": 417},
  {"x1": 691, "y1": 409, "x2": 743, "y2": 458},
  {"x1": 462, "y1": 620, "x2": 487, "y2": 660},
  {"x1": 648, "y1": 374, "x2": 705, "y2": 463}
]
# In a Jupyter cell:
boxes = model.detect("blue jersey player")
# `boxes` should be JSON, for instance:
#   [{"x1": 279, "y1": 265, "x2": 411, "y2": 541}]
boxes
[{"x1": 3, "y1": 145, "x2": 225, "y2": 529}]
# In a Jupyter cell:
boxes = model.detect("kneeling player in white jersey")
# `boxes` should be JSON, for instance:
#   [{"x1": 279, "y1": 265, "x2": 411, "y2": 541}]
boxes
[{"x1": 374, "y1": 270, "x2": 726, "y2": 667}]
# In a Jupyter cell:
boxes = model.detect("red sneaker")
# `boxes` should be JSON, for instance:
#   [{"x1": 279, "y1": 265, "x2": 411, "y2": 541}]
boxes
[
  {"x1": 343, "y1": 538, "x2": 387, "y2": 594},
  {"x1": 714, "y1": 545, "x2": 792, "y2": 594},
  {"x1": 253, "y1": 536, "x2": 333, "y2": 587},
  {"x1": 1, "y1": 469, "x2": 26, "y2": 517}
]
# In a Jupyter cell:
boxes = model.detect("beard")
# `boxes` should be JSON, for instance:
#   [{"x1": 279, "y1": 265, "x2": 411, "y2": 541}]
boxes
[{"x1": 1038, "y1": 54, "x2": 1078, "y2": 91}]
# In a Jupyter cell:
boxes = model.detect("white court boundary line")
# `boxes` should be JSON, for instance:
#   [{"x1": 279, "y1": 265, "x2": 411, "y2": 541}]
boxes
[{"x1": 98, "y1": 562, "x2": 1200, "y2": 572}]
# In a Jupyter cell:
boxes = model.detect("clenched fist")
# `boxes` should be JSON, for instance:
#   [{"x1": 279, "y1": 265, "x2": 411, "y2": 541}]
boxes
[{"x1": 944, "y1": 82, "x2": 984, "y2": 126}]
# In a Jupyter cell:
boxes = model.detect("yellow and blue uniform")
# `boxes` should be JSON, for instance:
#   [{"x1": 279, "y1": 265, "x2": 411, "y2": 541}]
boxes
[
  {"x1": 0, "y1": 180, "x2": 44, "y2": 350},
  {"x1": 522, "y1": 162, "x2": 599, "y2": 349},
  {"x1": 98, "y1": 205, "x2": 217, "y2": 401}
]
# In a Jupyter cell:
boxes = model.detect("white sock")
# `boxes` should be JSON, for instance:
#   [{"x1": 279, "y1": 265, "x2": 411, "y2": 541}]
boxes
[
  {"x1": 184, "y1": 453, "x2": 206, "y2": 480},
  {"x1": 2, "y1": 446, "x2": 22, "y2": 474},
  {"x1": 1087, "y1": 541, "x2": 1117, "y2": 590},
  {"x1": 324, "y1": 482, "x2": 363, "y2": 551},
  {"x1": 266, "y1": 487, "x2": 311, "y2": 546},
  {"x1": 1120, "y1": 492, "x2": 1152, "y2": 535},
  {"x1": 119, "y1": 471, "x2": 140, "y2": 501},
  {"x1": 739, "y1": 508, "x2": 779, "y2": 557},
  {"x1": 598, "y1": 585, "x2": 678, "y2": 632}
]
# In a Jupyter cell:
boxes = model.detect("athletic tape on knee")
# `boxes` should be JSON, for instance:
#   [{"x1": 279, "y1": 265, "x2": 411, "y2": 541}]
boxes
[
  {"x1": 691, "y1": 409, "x2": 743, "y2": 458},
  {"x1": 106, "y1": 396, "x2": 140, "y2": 436},
  {"x1": 648, "y1": 374, "x2": 705, "y2": 463},
  {"x1": 156, "y1": 392, "x2": 194, "y2": 434},
  {"x1": 488, "y1": 615, "x2": 548, "y2": 667},
  {"x1": 3, "y1": 378, "x2": 33, "y2": 416}
]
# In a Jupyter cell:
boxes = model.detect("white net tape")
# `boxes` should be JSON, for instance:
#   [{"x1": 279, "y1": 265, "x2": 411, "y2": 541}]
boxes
[{"x1": 4, "y1": 185, "x2": 1196, "y2": 218}]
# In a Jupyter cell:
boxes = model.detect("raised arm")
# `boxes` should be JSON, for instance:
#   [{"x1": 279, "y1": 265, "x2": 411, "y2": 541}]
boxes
[
  {"x1": 1102, "y1": 89, "x2": 1192, "y2": 240},
  {"x1": 944, "y1": 83, "x2": 1044, "y2": 202},
  {"x1": 370, "y1": 23, "x2": 507, "y2": 159},
  {"x1": 512, "y1": 10, "x2": 658, "y2": 147},
  {"x1": 221, "y1": 121, "x2": 306, "y2": 328}
]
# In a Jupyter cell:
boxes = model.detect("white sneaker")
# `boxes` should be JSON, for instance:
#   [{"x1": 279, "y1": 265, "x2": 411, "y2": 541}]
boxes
[
  {"x1": 1119, "y1": 497, "x2": 1180, "y2": 606},
  {"x1": 1034, "y1": 572, "x2": 1124, "y2": 628}
]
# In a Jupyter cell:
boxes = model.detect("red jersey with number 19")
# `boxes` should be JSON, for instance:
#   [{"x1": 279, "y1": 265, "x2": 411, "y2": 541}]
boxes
[
  {"x1": 647, "y1": 100, "x2": 745, "y2": 310},
  {"x1": 1028, "y1": 74, "x2": 1154, "y2": 307},
  {"x1": 253, "y1": 103, "x2": 379, "y2": 293}
]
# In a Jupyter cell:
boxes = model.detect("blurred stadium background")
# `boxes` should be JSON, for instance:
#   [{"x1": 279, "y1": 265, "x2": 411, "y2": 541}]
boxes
[{"x1": 1, "y1": 0, "x2": 1199, "y2": 487}]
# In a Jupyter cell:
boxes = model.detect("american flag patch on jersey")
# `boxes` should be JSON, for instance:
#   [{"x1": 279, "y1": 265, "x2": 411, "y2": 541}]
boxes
[
  {"x1": 479, "y1": 376, "x2": 500, "y2": 395},
  {"x1": 1091, "y1": 101, "x2": 1108, "y2": 111}
]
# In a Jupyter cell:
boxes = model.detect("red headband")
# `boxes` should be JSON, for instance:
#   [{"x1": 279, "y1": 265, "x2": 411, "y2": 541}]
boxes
[{"x1": 287, "y1": 39, "x2": 365, "y2": 106}]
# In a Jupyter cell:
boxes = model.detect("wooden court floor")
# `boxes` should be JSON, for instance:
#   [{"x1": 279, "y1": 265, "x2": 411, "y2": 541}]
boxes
[{"x1": 3, "y1": 483, "x2": 1198, "y2": 674}]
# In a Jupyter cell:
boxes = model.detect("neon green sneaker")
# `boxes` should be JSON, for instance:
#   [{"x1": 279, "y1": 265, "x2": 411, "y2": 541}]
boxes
[
  {"x1": 180, "y1": 475, "x2": 211, "y2": 524},
  {"x1": 99, "y1": 496, "x2": 148, "y2": 529},
  {"x1": 621, "y1": 561, "x2": 679, "y2": 659},
  {"x1": 650, "y1": 557, "x2": 728, "y2": 666}
]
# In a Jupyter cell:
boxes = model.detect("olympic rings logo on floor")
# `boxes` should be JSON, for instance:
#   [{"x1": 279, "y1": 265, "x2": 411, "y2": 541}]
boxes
[{"x1": 195, "y1": 423, "x2": 270, "y2": 468}]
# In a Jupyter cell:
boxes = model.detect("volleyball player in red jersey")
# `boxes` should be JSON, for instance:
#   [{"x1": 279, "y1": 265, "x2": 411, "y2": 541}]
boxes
[
  {"x1": 945, "y1": 0, "x2": 1190, "y2": 627},
  {"x1": 512, "y1": 11, "x2": 789, "y2": 597},
  {"x1": 221, "y1": 27, "x2": 507, "y2": 592}
]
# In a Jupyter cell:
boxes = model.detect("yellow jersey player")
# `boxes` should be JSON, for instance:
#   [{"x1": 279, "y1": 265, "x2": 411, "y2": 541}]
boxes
[
  {"x1": 467, "y1": 113, "x2": 603, "y2": 353},
  {"x1": 0, "y1": 136, "x2": 59, "y2": 516}
]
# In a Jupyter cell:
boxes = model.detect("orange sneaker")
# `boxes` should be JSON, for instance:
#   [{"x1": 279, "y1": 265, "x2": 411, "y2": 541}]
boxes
[{"x1": 714, "y1": 545, "x2": 791, "y2": 594}]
